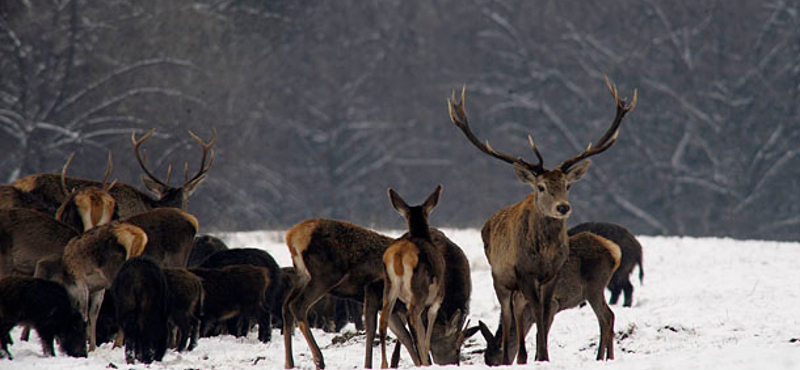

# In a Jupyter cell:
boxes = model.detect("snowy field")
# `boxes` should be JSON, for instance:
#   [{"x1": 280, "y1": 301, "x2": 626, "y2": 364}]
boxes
[{"x1": 3, "y1": 228, "x2": 800, "y2": 370}]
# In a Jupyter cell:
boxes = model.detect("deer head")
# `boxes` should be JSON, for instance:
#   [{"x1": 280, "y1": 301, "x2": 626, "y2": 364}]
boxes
[
  {"x1": 448, "y1": 77, "x2": 637, "y2": 220},
  {"x1": 131, "y1": 128, "x2": 217, "y2": 209}
]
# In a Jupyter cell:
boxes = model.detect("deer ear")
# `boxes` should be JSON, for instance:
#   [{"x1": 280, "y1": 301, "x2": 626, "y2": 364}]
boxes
[
  {"x1": 513, "y1": 162, "x2": 537, "y2": 184},
  {"x1": 422, "y1": 185, "x2": 442, "y2": 214},
  {"x1": 463, "y1": 325, "x2": 480, "y2": 340},
  {"x1": 388, "y1": 188, "x2": 409, "y2": 217},
  {"x1": 478, "y1": 320, "x2": 494, "y2": 342},
  {"x1": 565, "y1": 160, "x2": 591, "y2": 183},
  {"x1": 141, "y1": 174, "x2": 167, "y2": 197}
]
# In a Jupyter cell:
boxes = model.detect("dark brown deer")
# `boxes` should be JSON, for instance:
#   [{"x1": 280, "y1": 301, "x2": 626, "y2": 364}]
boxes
[
  {"x1": 12, "y1": 129, "x2": 216, "y2": 219},
  {"x1": 379, "y1": 186, "x2": 445, "y2": 368},
  {"x1": 58, "y1": 222, "x2": 149, "y2": 350},
  {"x1": 122, "y1": 208, "x2": 199, "y2": 267},
  {"x1": 478, "y1": 231, "x2": 622, "y2": 364},
  {"x1": 568, "y1": 222, "x2": 644, "y2": 307},
  {"x1": 0, "y1": 154, "x2": 117, "y2": 278},
  {"x1": 282, "y1": 218, "x2": 393, "y2": 369},
  {"x1": 447, "y1": 77, "x2": 636, "y2": 363}
]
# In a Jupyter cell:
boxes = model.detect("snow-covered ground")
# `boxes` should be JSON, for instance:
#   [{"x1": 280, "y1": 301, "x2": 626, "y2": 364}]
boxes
[{"x1": 4, "y1": 229, "x2": 800, "y2": 370}]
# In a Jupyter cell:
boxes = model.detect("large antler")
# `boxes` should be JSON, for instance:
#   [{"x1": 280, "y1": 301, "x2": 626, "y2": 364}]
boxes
[
  {"x1": 448, "y1": 87, "x2": 545, "y2": 175},
  {"x1": 131, "y1": 128, "x2": 170, "y2": 188},
  {"x1": 184, "y1": 128, "x2": 217, "y2": 187},
  {"x1": 558, "y1": 76, "x2": 637, "y2": 173}
]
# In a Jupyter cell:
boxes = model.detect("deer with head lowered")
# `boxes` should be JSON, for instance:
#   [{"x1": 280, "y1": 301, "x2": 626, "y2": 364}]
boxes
[
  {"x1": 447, "y1": 77, "x2": 636, "y2": 363},
  {"x1": 12, "y1": 129, "x2": 215, "y2": 219},
  {"x1": 379, "y1": 185, "x2": 445, "y2": 368}
]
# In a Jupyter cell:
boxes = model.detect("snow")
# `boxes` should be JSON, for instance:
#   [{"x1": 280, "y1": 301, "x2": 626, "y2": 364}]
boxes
[{"x1": 3, "y1": 229, "x2": 800, "y2": 370}]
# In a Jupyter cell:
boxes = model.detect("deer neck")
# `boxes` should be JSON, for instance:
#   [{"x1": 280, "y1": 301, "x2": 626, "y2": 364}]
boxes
[
  {"x1": 407, "y1": 217, "x2": 432, "y2": 241},
  {"x1": 524, "y1": 208, "x2": 568, "y2": 258}
]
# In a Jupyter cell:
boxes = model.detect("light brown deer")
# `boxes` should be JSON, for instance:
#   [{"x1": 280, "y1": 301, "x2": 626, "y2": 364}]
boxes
[
  {"x1": 478, "y1": 231, "x2": 622, "y2": 364},
  {"x1": 447, "y1": 77, "x2": 636, "y2": 363},
  {"x1": 12, "y1": 129, "x2": 216, "y2": 219},
  {"x1": 379, "y1": 186, "x2": 445, "y2": 368}
]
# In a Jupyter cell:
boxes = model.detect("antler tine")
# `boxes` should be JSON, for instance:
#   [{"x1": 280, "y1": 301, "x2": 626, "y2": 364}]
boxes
[
  {"x1": 527, "y1": 135, "x2": 544, "y2": 170},
  {"x1": 131, "y1": 128, "x2": 169, "y2": 188},
  {"x1": 101, "y1": 151, "x2": 114, "y2": 190},
  {"x1": 61, "y1": 153, "x2": 75, "y2": 196},
  {"x1": 448, "y1": 87, "x2": 542, "y2": 173},
  {"x1": 559, "y1": 77, "x2": 637, "y2": 172},
  {"x1": 184, "y1": 128, "x2": 217, "y2": 186}
]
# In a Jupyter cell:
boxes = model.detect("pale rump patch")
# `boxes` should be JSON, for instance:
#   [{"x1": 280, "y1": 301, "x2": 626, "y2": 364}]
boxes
[
  {"x1": 285, "y1": 220, "x2": 319, "y2": 281},
  {"x1": 595, "y1": 235, "x2": 622, "y2": 271},
  {"x1": 383, "y1": 240, "x2": 419, "y2": 304},
  {"x1": 74, "y1": 190, "x2": 116, "y2": 231},
  {"x1": 11, "y1": 176, "x2": 38, "y2": 192},
  {"x1": 113, "y1": 224, "x2": 148, "y2": 259},
  {"x1": 285, "y1": 219, "x2": 318, "y2": 258},
  {"x1": 176, "y1": 210, "x2": 200, "y2": 232}
]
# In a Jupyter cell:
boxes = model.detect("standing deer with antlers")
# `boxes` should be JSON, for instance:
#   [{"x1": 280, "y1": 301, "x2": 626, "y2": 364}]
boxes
[
  {"x1": 447, "y1": 77, "x2": 636, "y2": 363},
  {"x1": 12, "y1": 129, "x2": 216, "y2": 219}
]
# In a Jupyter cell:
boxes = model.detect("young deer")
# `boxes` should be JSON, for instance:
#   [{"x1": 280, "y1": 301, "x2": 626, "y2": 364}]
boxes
[
  {"x1": 447, "y1": 77, "x2": 636, "y2": 363},
  {"x1": 379, "y1": 185, "x2": 445, "y2": 368},
  {"x1": 478, "y1": 231, "x2": 622, "y2": 364},
  {"x1": 12, "y1": 129, "x2": 215, "y2": 219}
]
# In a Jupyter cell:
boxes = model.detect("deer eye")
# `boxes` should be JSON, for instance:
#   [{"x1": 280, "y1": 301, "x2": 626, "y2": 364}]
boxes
[{"x1": 537, "y1": 185, "x2": 545, "y2": 192}]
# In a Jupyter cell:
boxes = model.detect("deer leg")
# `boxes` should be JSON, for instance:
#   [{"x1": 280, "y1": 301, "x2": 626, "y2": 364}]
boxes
[
  {"x1": 621, "y1": 280, "x2": 634, "y2": 307},
  {"x1": 283, "y1": 282, "x2": 301, "y2": 369},
  {"x1": 388, "y1": 311, "x2": 420, "y2": 367},
  {"x1": 422, "y1": 300, "x2": 441, "y2": 366},
  {"x1": 379, "y1": 280, "x2": 400, "y2": 369},
  {"x1": 87, "y1": 289, "x2": 105, "y2": 351},
  {"x1": 587, "y1": 292, "x2": 616, "y2": 360},
  {"x1": 607, "y1": 282, "x2": 622, "y2": 305},
  {"x1": 19, "y1": 326, "x2": 30, "y2": 341},
  {"x1": 511, "y1": 291, "x2": 529, "y2": 365},
  {"x1": 534, "y1": 282, "x2": 557, "y2": 361},
  {"x1": 408, "y1": 302, "x2": 429, "y2": 366},
  {"x1": 363, "y1": 282, "x2": 382, "y2": 369},
  {"x1": 494, "y1": 285, "x2": 514, "y2": 365},
  {"x1": 289, "y1": 274, "x2": 349, "y2": 369}
]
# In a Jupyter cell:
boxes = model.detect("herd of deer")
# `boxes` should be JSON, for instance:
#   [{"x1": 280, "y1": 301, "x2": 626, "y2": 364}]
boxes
[{"x1": 0, "y1": 78, "x2": 641, "y2": 368}]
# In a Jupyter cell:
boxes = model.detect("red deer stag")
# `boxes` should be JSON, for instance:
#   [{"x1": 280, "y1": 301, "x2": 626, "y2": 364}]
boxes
[
  {"x1": 447, "y1": 77, "x2": 636, "y2": 363},
  {"x1": 478, "y1": 231, "x2": 622, "y2": 364},
  {"x1": 379, "y1": 186, "x2": 445, "y2": 368},
  {"x1": 12, "y1": 129, "x2": 216, "y2": 219}
]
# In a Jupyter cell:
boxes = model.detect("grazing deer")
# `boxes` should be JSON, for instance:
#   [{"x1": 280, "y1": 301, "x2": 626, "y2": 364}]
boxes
[
  {"x1": 478, "y1": 231, "x2": 622, "y2": 364},
  {"x1": 12, "y1": 129, "x2": 216, "y2": 219},
  {"x1": 283, "y1": 218, "x2": 394, "y2": 369},
  {"x1": 447, "y1": 77, "x2": 636, "y2": 363},
  {"x1": 379, "y1": 186, "x2": 445, "y2": 368}
]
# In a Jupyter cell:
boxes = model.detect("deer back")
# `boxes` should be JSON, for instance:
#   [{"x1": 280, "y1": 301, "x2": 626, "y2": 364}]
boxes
[
  {"x1": 285, "y1": 218, "x2": 393, "y2": 295},
  {"x1": 0, "y1": 208, "x2": 79, "y2": 277},
  {"x1": 122, "y1": 208, "x2": 199, "y2": 267}
]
